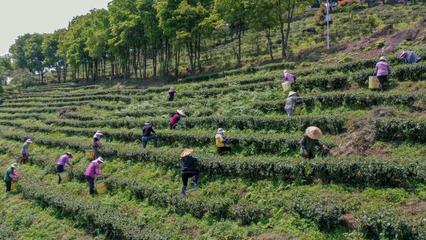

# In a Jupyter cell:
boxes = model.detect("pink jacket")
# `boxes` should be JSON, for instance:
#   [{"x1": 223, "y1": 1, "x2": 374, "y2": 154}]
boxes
[
  {"x1": 282, "y1": 72, "x2": 295, "y2": 83},
  {"x1": 84, "y1": 160, "x2": 101, "y2": 177},
  {"x1": 375, "y1": 61, "x2": 390, "y2": 76}
]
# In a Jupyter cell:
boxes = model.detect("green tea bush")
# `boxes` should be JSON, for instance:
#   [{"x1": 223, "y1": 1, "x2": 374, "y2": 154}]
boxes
[{"x1": 293, "y1": 197, "x2": 346, "y2": 231}]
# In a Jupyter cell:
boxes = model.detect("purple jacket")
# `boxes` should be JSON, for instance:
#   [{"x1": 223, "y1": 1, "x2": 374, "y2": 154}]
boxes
[
  {"x1": 56, "y1": 154, "x2": 70, "y2": 166},
  {"x1": 282, "y1": 72, "x2": 295, "y2": 83},
  {"x1": 375, "y1": 61, "x2": 390, "y2": 76},
  {"x1": 84, "y1": 160, "x2": 101, "y2": 177}
]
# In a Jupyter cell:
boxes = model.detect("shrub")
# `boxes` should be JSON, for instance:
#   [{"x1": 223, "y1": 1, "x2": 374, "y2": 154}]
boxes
[{"x1": 293, "y1": 197, "x2": 346, "y2": 230}]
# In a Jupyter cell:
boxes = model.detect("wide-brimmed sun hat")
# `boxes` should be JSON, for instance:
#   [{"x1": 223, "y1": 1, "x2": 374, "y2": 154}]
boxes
[
  {"x1": 217, "y1": 128, "x2": 226, "y2": 134},
  {"x1": 170, "y1": 86, "x2": 175, "y2": 90},
  {"x1": 96, "y1": 157, "x2": 104, "y2": 163},
  {"x1": 66, "y1": 152, "x2": 73, "y2": 158},
  {"x1": 379, "y1": 56, "x2": 387, "y2": 61},
  {"x1": 177, "y1": 110, "x2": 186, "y2": 116},
  {"x1": 95, "y1": 130, "x2": 103, "y2": 135},
  {"x1": 11, "y1": 163, "x2": 18, "y2": 168},
  {"x1": 399, "y1": 51, "x2": 407, "y2": 58},
  {"x1": 180, "y1": 148, "x2": 193, "y2": 158},
  {"x1": 25, "y1": 139, "x2": 32, "y2": 143},
  {"x1": 283, "y1": 69, "x2": 288, "y2": 73},
  {"x1": 288, "y1": 91, "x2": 297, "y2": 97},
  {"x1": 144, "y1": 122, "x2": 151, "y2": 126},
  {"x1": 305, "y1": 126, "x2": 323, "y2": 140}
]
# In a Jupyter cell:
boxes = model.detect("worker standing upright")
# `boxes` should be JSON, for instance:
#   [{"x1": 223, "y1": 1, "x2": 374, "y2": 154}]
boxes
[
  {"x1": 91, "y1": 131, "x2": 103, "y2": 159},
  {"x1": 282, "y1": 70, "x2": 296, "y2": 91},
  {"x1": 374, "y1": 56, "x2": 391, "y2": 92},
  {"x1": 19, "y1": 139, "x2": 32, "y2": 165},
  {"x1": 168, "y1": 86, "x2": 176, "y2": 101}
]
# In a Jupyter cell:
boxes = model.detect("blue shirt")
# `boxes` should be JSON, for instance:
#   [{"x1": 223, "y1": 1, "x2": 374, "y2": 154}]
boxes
[{"x1": 404, "y1": 52, "x2": 421, "y2": 64}]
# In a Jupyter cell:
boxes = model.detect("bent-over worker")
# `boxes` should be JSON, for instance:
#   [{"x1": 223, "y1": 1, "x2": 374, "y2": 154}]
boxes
[
  {"x1": 4, "y1": 163, "x2": 19, "y2": 192},
  {"x1": 56, "y1": 152, "x2": 73, "y2": 184},
  {"x1": 215, "y1": 128, "x2": 231, "y2": 154},
  {"x1": 142, "y1": 122, "x2": 158, "y2": 148},
  {"x1": 84, "y1": 157, "x2": 104, "y2": 195},
  {"x1": 180, "y1": 149, "x2": 199, "y2": 196},
  {"x1": 300, "y1": 126, "x2": 329, "y2": 159},
  {"x1": 399, "y1": 51, "x2": 421, "y2": 64},
  {"x1": 169, "y1": 110, "x2": 185, "y2": 129},
  {"x1": 284, "y1": 91, "x2": 302, "y2": 117}
]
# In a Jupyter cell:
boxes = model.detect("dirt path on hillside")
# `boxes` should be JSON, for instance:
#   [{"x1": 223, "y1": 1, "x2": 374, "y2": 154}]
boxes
[
  {"x1": 343, "y1": 16, "x2": 426, "y2": 59},
  {"x1": 332, "y1": 107, "x2": 396, "y2": 157}
]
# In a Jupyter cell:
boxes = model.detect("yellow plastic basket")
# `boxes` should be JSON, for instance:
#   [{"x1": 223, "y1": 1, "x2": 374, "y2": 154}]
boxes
[
  {"x1": 96, "y1": 182, "x2": 108, "y2": 194},
  {"x1": 11, "y1": 182, "x2": 17, "y2": 190},
  {"x1": 368, "y1": 76, "x2": 380, "y2": 89},
  {"x1": 282, "y1": 82, "x2": 291, "y2": 91},
  {"x1": 86, "y1": 150, "x2": 95, "y2": 161}
]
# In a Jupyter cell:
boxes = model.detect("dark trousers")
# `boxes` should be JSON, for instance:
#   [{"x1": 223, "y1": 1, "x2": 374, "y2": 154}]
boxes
[
  {"x1": 217, "y1": 146, "x2": 231, "y2": 154},
  {"x1": 5, "y1": 181, "x2": 11, "y2": 192},
  {"x1": 57, "y1": 165, "x2": 64, "y2": 184},
  {"x1": 87, "y1": 176, "x2": 95, "y2": 195},
  {"x1": 142, "y1": 135, "x2": 158, "y2": 148},
  {"x1": 377, "y1": 75, "x2": 387, "y2": 91},
  {"x1": 182, "y1": 172, "x2": 199, "y2": 187},
  {"x1": 301, "y1": 148, "x2": 315, "y2": 159},
  {"x1": 19, "y1": 153, "x2": 28, "y2": 165}
]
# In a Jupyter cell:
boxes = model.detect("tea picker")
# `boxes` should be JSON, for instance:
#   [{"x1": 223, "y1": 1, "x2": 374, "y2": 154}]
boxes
[
  {"x1": 142, "y1": 122, "x2": 158, "y2": 148},
  {"x1": 90, "y1": 130, "x2": 103, "y2": 159},
  {"x1": 180, "y1": 149, "x2": 200, "y2": 196},
  {"x1": 284, "y1": 91, "x2": 302, "y2": 117},
  {"x1": 4, "y1": 163, "x2": 20, "y2": 192},
  {"x1": 215, "y1": 128, "x2": 231, "y2": 154},
  {"x1": 282, "y1": 70, "x2": 296, "y2": 91},
  {"x1": 56, "y1": 152, "x2": 73, "y2": 184},
  {"x1": 300, "y1": 126, "x2": 330, "y2": 159},
  {"x1": 19, "y1": 139, "x2": 32, "y2": 165},
  {"x1": 373, "y1": 56, "x2": 391, "y2": 92},
  {"x1": 399, "y1": 51, "x2": 421, "y2": 64},
  {"x1": 168, "y1": 86, "x2": 176, "y2": 101},
  {"x1": 169, "y1": 110, "x2": 186, "y2": 129},
  {"x1": 84, "y1": 157, "x2": 105, "y2": 195}
]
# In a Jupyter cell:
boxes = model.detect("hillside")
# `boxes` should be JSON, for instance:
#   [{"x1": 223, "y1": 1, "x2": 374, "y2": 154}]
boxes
[{"x1": 1, "y1": 1, "x2": 426, "y2": 240}]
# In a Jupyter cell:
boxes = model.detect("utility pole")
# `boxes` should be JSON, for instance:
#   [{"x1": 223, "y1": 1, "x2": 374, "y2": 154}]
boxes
[{"x1": 325, "y1": 0, "x2": 331, "y2": 49}]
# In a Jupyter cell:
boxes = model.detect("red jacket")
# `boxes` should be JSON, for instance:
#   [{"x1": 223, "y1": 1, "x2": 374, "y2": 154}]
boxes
[{"x1": 169, "y1": 113, "x2": 181, "y2": 126}]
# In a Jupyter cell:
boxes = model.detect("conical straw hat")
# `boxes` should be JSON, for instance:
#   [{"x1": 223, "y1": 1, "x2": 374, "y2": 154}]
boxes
[
  {"x1": 305, "y1": 126, "x2": 322, "y2": 140},
  {"x1": 180, "y1": 148, "x2": 193, "y2": 158}
]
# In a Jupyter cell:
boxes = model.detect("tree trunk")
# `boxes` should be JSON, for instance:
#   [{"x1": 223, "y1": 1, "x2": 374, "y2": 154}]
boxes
[
  {"x1": 265, "y1": 29, "x2": 274, "y2": 61},
  {"x1": 237, "y1": 24, "x2": 242, "y2": 67},
  {"x1": 143, "y1": 44, "x2": 147, "y2": 79},
  {"x1": 63, "y1": 64, "x2": 67, "y2": 82},
  {"x1": 284, "y1": 1, "x2": 295, "y2": 59},
  {"x1": 196, "y1": 32, "x2": 202, "y2": 72},
  {"x1": 153, "y1": 48, "x2": 157, "y2": 78}
]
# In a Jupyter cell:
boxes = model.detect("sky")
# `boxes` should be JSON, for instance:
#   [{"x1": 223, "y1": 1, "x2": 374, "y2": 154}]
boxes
[{"x1": 0, "y1": 0, "x2": 110, "y2": 56}]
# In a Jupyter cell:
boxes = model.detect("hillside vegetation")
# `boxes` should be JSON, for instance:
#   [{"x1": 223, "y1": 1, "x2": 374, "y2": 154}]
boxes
[{"x1": 0, "y1": 1, "x2": 426, "y2": 240}]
